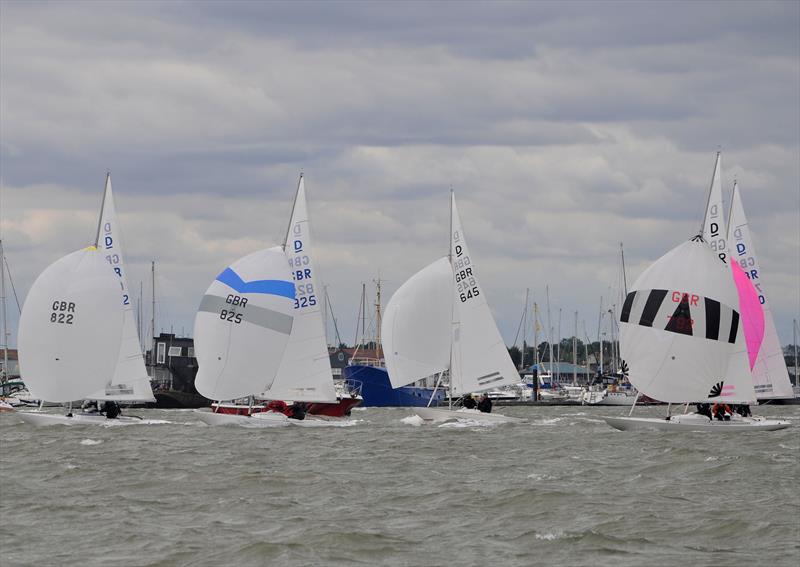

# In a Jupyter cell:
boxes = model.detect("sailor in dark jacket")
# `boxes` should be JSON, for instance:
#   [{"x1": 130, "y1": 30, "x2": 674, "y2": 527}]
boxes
[
  {"x1": 462, "y1": 394, "x2": 477, "y2": 409},
  {"x1": 477, "y1": 393, "x2": 492, "y2": 413}
]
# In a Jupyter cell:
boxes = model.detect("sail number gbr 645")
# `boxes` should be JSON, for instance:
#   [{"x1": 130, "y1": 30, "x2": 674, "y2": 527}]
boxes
[{"x1": 453, "y1": 243, "x2": 479, "y2": 303}]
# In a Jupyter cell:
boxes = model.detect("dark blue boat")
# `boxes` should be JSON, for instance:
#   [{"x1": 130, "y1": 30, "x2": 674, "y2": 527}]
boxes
[{"x1": 343, "y1": 365, "x2": 445, "y2": 407}]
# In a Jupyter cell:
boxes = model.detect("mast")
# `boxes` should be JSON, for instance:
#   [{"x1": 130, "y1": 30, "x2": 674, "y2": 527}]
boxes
[
  {"x1": 94, "y1": 172, "x2": 111, "y2": 248},
  {"x1": 447, "y1": 187, "x2": 455, "y2": 408},
  {"x1": 0, "y1": 239, "x2": 7, "y2": 382},
  {"x1": 597, "y1": 296, "x2": 604, "y2": 377},
  {"x1": 620, "y1": 242, "x2": 628, "y2": 297},
  {"x1": 573, "y1": 311, "x2": 578, "y2": 385},
  {"x1": 546, "y1": 285, "x2": 554, "y2": 378},
  {"x1": 556, "y1": 308, "x2": 562, "y2": 381},
  {"x1": 139, "y1": 281, "x2": 144, "y2": 352},
  {"x1": 150, "y1": 260, "x2": 156, "y2": 364},
  {"x1": 533, "y1": 302, "x2": 539, "y2": 368},
  {"x1": 520, "y1": 288, "x2": 529, "y2": 370},
  {"x1": 322, "y1": 284, "x2": 328, "y2": 347},
  {"x1": 361, "y1": 283, "x2": 366, "y2": 347},
  {"x1": 795, "y1": 319, "x2": 798, "y2": 388},
  {"x1": 373, "y1": 277, "x2": 383, "y2": 353}
]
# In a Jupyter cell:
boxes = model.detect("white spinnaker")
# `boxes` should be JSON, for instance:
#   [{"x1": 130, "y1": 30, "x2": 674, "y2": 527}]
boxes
[
  {"x1": 619, "y1": 239, "x2": 755, "y2": 403},
  {"x1": 18, "y1": 248, "x2": 125, "y2": 403},
  {"x1": 449, "y1": 194, "x2": 520, "y2": 396},
  {"x1": 261, "y1": 176, "x2": 337, "y2": 402},
  {"x1": 87, "y1": 175, "x2": 155, "y2": 402},
  {"x1": 193, "y1": 247, "x2": 295, "y2": 401},
  {"x1": 382, "y1": 257, "x2": 452, "y2": 389},
  {"x1": 728, "y1": 182, "x2": 794, "y2": 399},
  {"x1": 702, "y1": 151, "x2": 728, "y2": 265}
]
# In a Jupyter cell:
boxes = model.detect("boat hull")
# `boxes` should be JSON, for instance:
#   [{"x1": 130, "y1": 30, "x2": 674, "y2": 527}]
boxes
[
  {"x1": 343, "y1": 365, "x2": 445, "y2": 407},
  {"x1": 16, "y1": 411, "x2": 154, "y2": 426},
  {"x1": 210, "y1": 396, "x2": 362, "y2": 418},
  {"x1": 194, "y1": 408, "x2": 290, "y2": 427},
  {"x1": 603, "y1": 414, "x2": 791, "y2": 432},
  {"x1": 413, "y1": 406, "x2": 524, "y2": 424},
  {"x1": 307, "y1": 397, "x2": 362, "y2": 417}
]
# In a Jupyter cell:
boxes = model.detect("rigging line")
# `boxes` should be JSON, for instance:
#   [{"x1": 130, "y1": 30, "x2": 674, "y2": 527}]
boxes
[
  {"x1": 4, "y1": 256, "x2": 22, "y2": 314},
  {"x1": 324, "y1": 287, "x2": 343, "y2": 348},
  {"x1": 512, "y1": 297, "x2": 526, "y2": 347}
]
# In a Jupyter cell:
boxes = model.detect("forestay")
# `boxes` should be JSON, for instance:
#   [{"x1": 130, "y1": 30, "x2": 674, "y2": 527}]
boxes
[
  {"x1": 18, "y1": 248, "x2": 125, "y2": 402},
  {"x1": 448, "y1": 194, "x2": 520, "y2": 395},
  {"x1": 86, "y1": 175, "x2": 155, "y2": 403},
  {"x1": 619, "y1": 239, "x2": 755, "y2": 403},
  {"x1": 383, "y1": 257, "x2": 452, "y2": 389},
  {"x1": 728, "y1": 182, "x2": 794, "y2": 399},
  {"x1": 260, "y1": 175, "x2": 337, "y2": 402},
  {"x1": 194, "y1": 247, "x2": 295, "y2": 401}
]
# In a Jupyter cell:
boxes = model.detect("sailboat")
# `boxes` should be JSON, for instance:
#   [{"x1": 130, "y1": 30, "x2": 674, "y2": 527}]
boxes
[
  {"x1": 84, "y1": 175, "x2": 156, "y2": 406},
  {"x1": 193, "y1": 247, "x2": 297, "y2": 427},
  {"x1": 17, "y1": 175, "x2": 162, "y2": 426},
  {"x1": 16, "y1": 245, "x2": 124, "y2": 426},
  {"x1": 727, "y1": 181, "x2": 795, "y2": 400},
  {"x1": 201, "y1": 175, "x2": 361, "y2": 425},
  {"x1": 382, "y1": 191, "x2": 524, "y2": 424},
  {"x1": 604, "y1": 153, "x2": 790, "y2": 431}
]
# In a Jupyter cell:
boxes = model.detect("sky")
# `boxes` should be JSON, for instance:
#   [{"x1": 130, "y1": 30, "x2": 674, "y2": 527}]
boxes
[{"x1": 1, "y1": 0, "x2": 799, "y2": 351}]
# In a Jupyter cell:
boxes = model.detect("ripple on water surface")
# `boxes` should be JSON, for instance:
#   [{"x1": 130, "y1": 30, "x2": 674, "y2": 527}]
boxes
[{"x1": 0, "y1": 405, "x2": 798, "y2": 567}]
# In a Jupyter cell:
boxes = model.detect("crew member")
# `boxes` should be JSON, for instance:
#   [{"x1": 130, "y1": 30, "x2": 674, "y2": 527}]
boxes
[{"x1": 477, "y1": 393, "x2": 493, "y2": 414}]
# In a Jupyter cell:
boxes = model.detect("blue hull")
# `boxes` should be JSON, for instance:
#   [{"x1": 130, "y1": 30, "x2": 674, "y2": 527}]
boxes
[{"x1": 343, "y1": 365, "x2": 444, "y2": 407}]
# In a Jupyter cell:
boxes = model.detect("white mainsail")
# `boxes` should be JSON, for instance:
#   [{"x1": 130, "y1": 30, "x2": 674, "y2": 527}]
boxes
[
  {"x1": 448, "y1": 193, "x2": 520, "y2": 395},
  {"x1": 86, "y1": 175, "x2": 155, "y2": 402},
  {"x1": 619, "y1": 238, "x2": 755, "y2": 403},
  {"x1": 381, "y1": 192, "x2": 519, "y2": 397},
  {"x1": 383, "y1": 257, "x2": 452, "y2": 389},
  {"x1": 18, "y1": 248, "x2": 125, "y2": 403},
  {"x1": 727, "y1": 182, "x2": 794, "y2": 399},
  {"x1": 260, "y1": 175, "x2": 337, "y2": 402},
  {"x1": 193, "y1": 247, "x2": 295, "y2": 401},
  {"x1": 701, "y1": 151, "x2": 728, "y2": 265}
]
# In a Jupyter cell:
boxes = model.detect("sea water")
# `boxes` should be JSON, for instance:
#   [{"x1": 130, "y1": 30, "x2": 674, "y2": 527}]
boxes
[{"x1": 1, "y1": 405, "x2": 798, "y2": 567}]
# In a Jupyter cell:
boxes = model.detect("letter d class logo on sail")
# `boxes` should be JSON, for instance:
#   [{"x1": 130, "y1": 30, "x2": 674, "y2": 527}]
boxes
[
  {"x1": 102, "y1": 221, "x2": 130, "y2": 305},
  {"x1": 288, "y1": 226, "x2": 317, "y2": 310}
]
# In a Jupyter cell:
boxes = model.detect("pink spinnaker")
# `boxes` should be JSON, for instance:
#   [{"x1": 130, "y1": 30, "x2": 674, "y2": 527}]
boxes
[{"x1": 730, "y1": 262, "x2": 765, "y2": 370}]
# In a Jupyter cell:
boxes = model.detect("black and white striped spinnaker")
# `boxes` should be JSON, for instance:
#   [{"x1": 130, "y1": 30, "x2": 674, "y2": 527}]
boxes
[{"x1": 618, "y1": 238, "x2": 756, "y2": 404}]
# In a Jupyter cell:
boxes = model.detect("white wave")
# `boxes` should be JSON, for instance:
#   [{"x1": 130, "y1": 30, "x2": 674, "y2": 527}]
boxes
[
  {"x1": 401, "y1": 415, "x2": 424, "y2": 427},
  {"x1": 526, "y1": 473, "x2": 556, "y2": 481},
  {"x1": 438, "y1": 418, "x2": 497, "y2": 428},
  {"x1": 535, "y1": 531, "x2": 565, "y2": 541},
  {"x1": 80, "y1": 439, "x2": 102, "y2": 446},
  {"x1": 533, "y1": 417, "x2": 562, "y2": 425}
]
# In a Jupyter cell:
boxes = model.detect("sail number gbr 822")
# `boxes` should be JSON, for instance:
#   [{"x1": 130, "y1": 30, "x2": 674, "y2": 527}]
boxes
[{"x1": 50, "y1": 300, "x2": 76, "y2": 324}]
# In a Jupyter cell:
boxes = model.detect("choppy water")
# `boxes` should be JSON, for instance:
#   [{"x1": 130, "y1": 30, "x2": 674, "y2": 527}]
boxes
[{"x1": 1, "y1": 404, "x2": 798, "y2": 567}]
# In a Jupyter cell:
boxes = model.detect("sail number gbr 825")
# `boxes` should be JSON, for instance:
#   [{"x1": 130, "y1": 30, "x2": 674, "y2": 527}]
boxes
[{"x1": 219, "y1": 294, "x2": 246, "y2": 324}]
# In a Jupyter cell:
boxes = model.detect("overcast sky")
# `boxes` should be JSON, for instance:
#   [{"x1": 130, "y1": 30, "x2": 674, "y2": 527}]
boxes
[{"x1": 1, "y1": 0, "x2": 798, "y2": 351}]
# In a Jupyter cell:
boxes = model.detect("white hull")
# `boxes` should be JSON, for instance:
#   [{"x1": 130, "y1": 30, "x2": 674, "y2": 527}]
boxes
[
  {"x1": 591, "y1": 392, "x2": 637, "y2": 406},
  {"x1": 603, "y1": 414, "x2": 791, "y2": 432},
  {"x1": 413, "y1": 406, "x2": 524, "y2": 424},
  {"x1": 16, "y1": 411, "x2": 159, "y2": 427},
  {"x1": 288, "y1": 416, "x2": 356, "y2": 428},
  {"x1": 194, "y1": 409, "x2": 289, "y2": 428}
]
